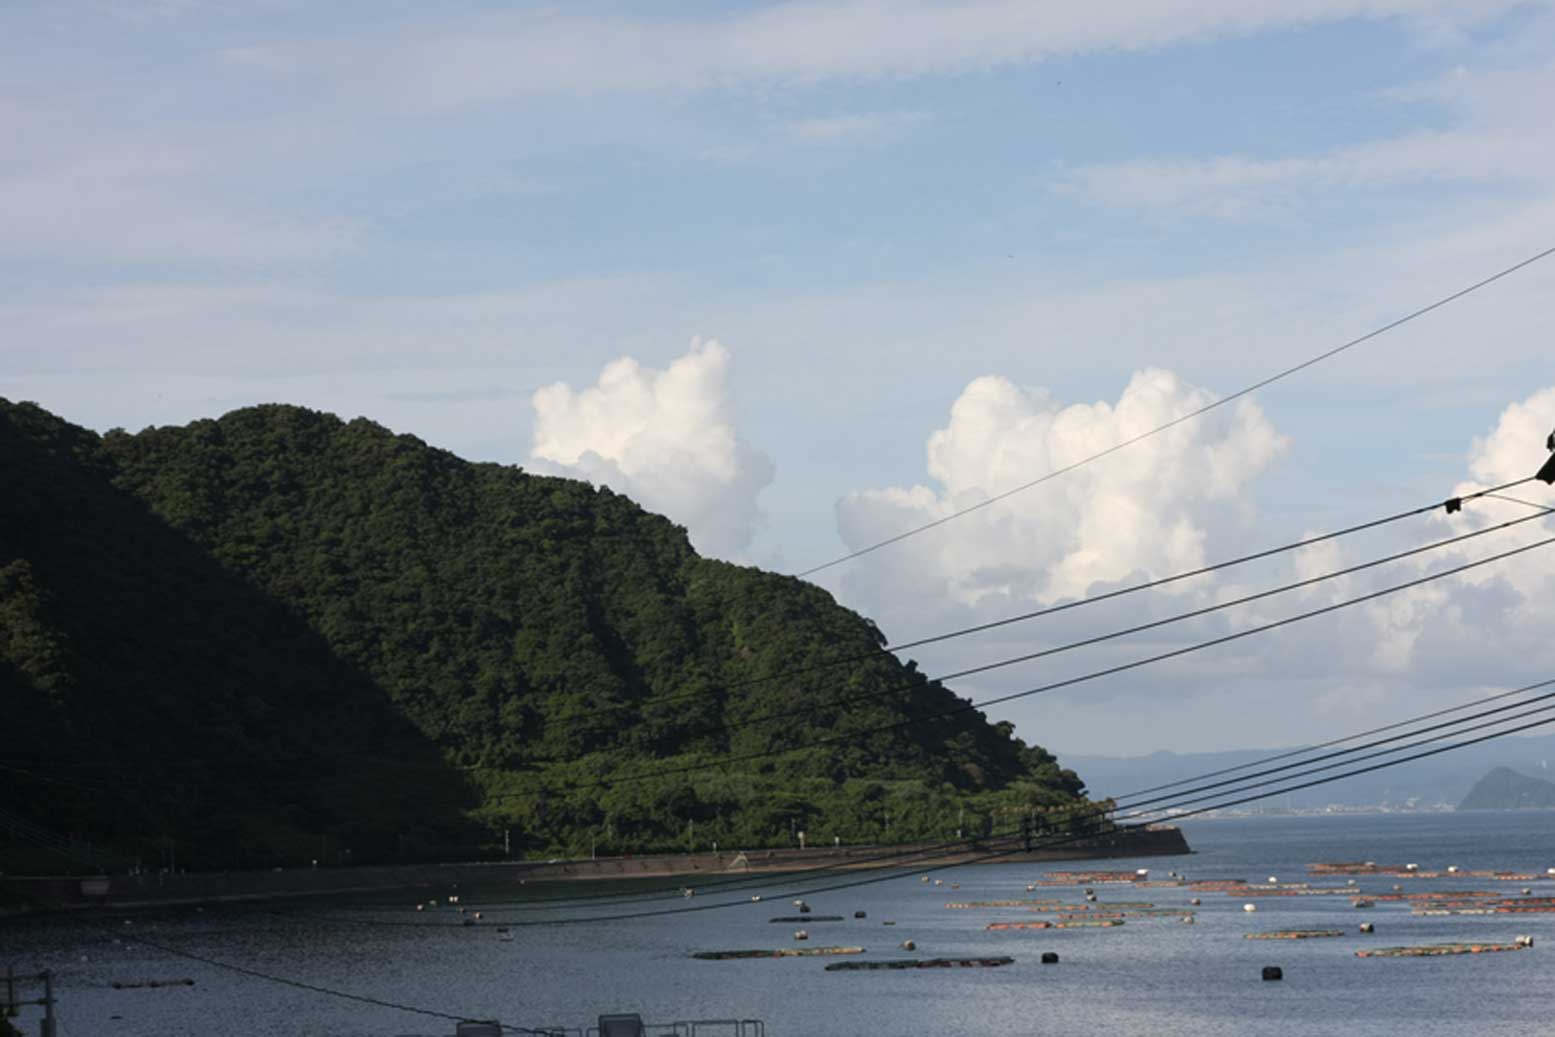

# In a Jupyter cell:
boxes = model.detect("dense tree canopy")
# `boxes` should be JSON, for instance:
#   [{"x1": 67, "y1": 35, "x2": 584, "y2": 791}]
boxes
[{"x1": 1, "y1": 399, "x2": 1084, "y2": 870}]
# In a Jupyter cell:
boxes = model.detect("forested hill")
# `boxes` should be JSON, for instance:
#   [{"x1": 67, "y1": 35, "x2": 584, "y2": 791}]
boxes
[{"x1": 2, "y1": 399, "x2": 1084, "y2": 869}]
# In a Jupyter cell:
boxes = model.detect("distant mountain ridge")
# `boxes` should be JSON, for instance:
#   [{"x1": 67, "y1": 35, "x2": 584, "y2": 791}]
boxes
[
  {"x1": 1, "y1": 399, "x2": 1084, "y2": 870},
  {"x1": 1459, "y1": 767, "x2": 1555, "y2": 811},
  {"x1": 1059, "y1": 736, "x2": 1555, "y2": 809}
]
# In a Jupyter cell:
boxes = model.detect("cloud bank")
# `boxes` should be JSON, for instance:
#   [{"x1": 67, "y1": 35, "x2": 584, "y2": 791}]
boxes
[
  {"x1": 837, "y1": 368, "x2": 1288, "y2": 612},
  {"x1": 528, "y1": 339, "x2": 774, "y2": 559}
]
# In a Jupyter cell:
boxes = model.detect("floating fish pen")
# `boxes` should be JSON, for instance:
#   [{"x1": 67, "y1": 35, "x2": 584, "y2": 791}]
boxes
[
  {"x1": 1044, "y1": 871, "x2": 1142, "y2": 883},
  {"x1": 1233, "y1": 887, "x2": 1353, "y2": 897},
  {"x1": 769, "y1": 916, "x2": 844, "y2": 923},
  {"x1": 986, "y1": 919, "x2": 1124, "y2": 931},
  {"x1": 1055, "y1": 911, "x2": 1188, "y2": 921},
  {"x1": 944, "y1": 899, "x2": 1070, "y2": 909},
  {"x1": 1356, "y1": 942, "x2": 1531, "y2": 959},
  {"x1": 1189, "y1": 880, "x2": 1252, "y2": 891},
  {"x1": 1244, "y1": 930, "x2": 1346, "y2": 940},
  {"x1": 1365, "y1": 891, "x2": 1499, "y2": 902},
  {"x1": 1415, "y1": 909, "x2": 1500, "y2": 916},
  {"x1": 1310, "y1": 863, "x2": 1463, "y2": 878},
  {"x1": 826, "y1": 957, "x2": 1014, "y2": 972},
  {"x1": 693, "y1": 947, "x2": 864, "y2": 960},
  {"x1": 1464, "y1": 871, "x2": 1543, "y2": 881},
  {"x1": 1034, "y1": 902, "x2": 1158, "y2": 912},
  {"x1": 1493, "y1": 904, "x2": 1555, "y2": 914}
]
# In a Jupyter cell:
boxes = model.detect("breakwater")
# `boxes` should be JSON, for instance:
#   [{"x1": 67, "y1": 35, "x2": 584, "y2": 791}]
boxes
[{"x1": 2, "y1": 824, "x2": 1188, "y2": 914}]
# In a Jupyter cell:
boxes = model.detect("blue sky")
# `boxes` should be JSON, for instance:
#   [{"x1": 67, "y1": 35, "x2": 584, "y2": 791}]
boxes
[{"x1": 5, "y1": 1, "x2": 1555, "y2": 755}]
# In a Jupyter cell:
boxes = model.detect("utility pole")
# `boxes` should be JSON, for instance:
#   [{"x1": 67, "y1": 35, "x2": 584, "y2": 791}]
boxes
[{"x1": 41, "y1": 971, "x2": 55, "y2": 1037}]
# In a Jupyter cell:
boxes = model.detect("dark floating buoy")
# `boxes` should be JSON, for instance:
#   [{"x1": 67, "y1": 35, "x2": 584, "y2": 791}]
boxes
[
  {"x1": 1040, "y1": 952, "x2": 1059, "y2": 965},
  {"x1": 854, "y1": 911, "x2": 867, "y2": 919},
  {"x1": 1262, "y1": 966, "x2": 1283, "y2": 982}
]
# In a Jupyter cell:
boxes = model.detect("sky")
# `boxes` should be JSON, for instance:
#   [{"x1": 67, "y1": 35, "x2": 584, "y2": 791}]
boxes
[{"x1": 5, "y1": 1, "x2": 1555, "y2": 759}]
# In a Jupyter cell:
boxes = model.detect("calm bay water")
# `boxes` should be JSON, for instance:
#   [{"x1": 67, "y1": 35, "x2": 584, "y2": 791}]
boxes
[{"x1": 8, "y1": 811, "x2": 1555, "y2": 1036}]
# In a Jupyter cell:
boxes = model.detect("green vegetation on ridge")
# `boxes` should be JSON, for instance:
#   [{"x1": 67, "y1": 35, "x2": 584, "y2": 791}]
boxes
[{"x1": 1, "y1": 399, "x2": 1086, "y2": 870}]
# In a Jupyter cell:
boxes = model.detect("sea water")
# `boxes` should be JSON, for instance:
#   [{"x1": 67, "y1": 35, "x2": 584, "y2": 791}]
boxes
[{"x1": 7, "y1": 811, "x2": 1555, "y2": 1036}]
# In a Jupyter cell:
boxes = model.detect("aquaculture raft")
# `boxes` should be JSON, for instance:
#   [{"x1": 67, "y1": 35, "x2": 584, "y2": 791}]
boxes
[
  {"x1": 825, "y1": 957, "x2": 1015, "y2": 971},
  {"x1": 987, "y1": 919, "x2": 1123, "y2": 931},
  {"x1": 769, "y1": 915, "x2": 844, "y2": 923},
  {"x1": 693, "y1": 947, "x2": 864, "y2": 960},
  {"x1": 1355, "y1": 943, "x2": 1530, "y2": 959},
  {"x1": 1244, "y1": 930, "x2": 1346, "y2": 940}
]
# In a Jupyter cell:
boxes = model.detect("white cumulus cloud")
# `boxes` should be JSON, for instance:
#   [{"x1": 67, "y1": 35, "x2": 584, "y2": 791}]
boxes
[
  {"x1": 837, "y1": 368, "x2": 1288, "y2": 614},
  {"x1": 528, "y1": 339, "x2": 774, "y2": 559}
]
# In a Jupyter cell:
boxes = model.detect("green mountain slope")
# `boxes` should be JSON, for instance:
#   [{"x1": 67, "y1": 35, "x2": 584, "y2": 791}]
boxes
[
  {"x1": 2, "y1": 399, "x2": 1084, "y2": 867},
  {"x1": 0, "y1": 401, "x2": 473, "y2": 872}
]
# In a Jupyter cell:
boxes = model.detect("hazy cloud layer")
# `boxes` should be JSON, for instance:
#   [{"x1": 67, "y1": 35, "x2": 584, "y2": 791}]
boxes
[
  {"x1": 231, "y1": 1, "x2": 1533, "y2": 113},
  {"x1": 1060, "y1": 56, "x2": 1555, "y2": 216},
  {"x1": 528, "y1": 340, "x2": 775, "y2": 559}
]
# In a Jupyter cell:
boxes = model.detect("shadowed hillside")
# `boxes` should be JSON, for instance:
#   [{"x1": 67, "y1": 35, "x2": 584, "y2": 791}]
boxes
[{"x1": 2, "y1": 400, "x2": 1085, "y2": 865}]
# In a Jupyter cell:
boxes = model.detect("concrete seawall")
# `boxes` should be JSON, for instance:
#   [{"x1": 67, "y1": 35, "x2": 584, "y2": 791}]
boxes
[{"x1": 4, "y1": 824, "x2": 1189, "y2": 914}]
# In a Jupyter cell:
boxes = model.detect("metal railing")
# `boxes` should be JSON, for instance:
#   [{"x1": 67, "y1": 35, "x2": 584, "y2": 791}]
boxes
[{"x1": 582, "y1": 1020, "x2": 766, "y2": 1037}]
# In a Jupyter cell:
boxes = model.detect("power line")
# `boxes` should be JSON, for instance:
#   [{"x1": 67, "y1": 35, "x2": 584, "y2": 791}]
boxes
[
  {"x1": 1120, "y1": 678, "x2": 1555, "y2": 799},
  {"x1": 548, "y1": 701, "x2": 1555, "y2": 925},
  {"x1": 342, "y1": 675, "x2": 1555, "y2": 916},
  {"x1": 712, "y1": 477, "x2": 1537, "y2": 699},
  {"x1": 304, "y1": 692, "x2": 1555, "y2": 928},
  {"x1": 699, "y1": 506, "x2": 1549, "y2": 739},
  {"x1": 527, "y1": 528, "x2": 1555, "y2": 794},
  {"x1": 1115, "y1": 681, "x2": 1555, "y2": 814},
  {"x1": 795, "y1": 244, "x2": 1555, "y2": 578},
  {"x1": 79, "y1": 922, "x2": 542, "y2": 1035}
]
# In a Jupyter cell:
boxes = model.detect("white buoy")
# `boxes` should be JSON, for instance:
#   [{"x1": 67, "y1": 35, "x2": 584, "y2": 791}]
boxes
[
  {"x1": 933, "y1": 879, "x2": 943, "y2": 887},
  {"x1": 1190, "y1": 898, "x2": 1202, "y2": 906},
  {"x1": 1405, "y1": 863, "x2": 1419, "y2": 872},
  {"x1": 921, "y1": 875, "x2": 930, "y2": 883},
  {"x1": 1244, "y1": 903, "x2": 1257, "y2": 913},
  {"x1": 1026, "y1": 884, "x2": 1036, "y2": 892},
  {"x1": 416, "y1": 904, "x2": 424, "y2": 912},
  {"x1": 1447, "y1": 866, "x2": 1459, "y2": 874},
  {"x1": 794, "y1": 899, "x2": 805, "y2": 907},
  {"x1": 751, "y1": 895, "x2": 762, "y2": 902},
  {"x1": 1136, "y1": 868, "x2": 1149, "y2": 877},
  {"x1": 901, "y1": 939, "x2": 916, "y2": 951},
  {"x1": 794, "y1": 930, "x2": 808, "y2": 941},
  {"x1": 1348, "y1": 879, "x2": 1357, "y2": 886},
  {"x1": 1523, "y1": 888, "x2": 1533, "y2": 896},
  {"x1": 1267, "y1": 876, "x2": 1278, "y2": 884}
]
